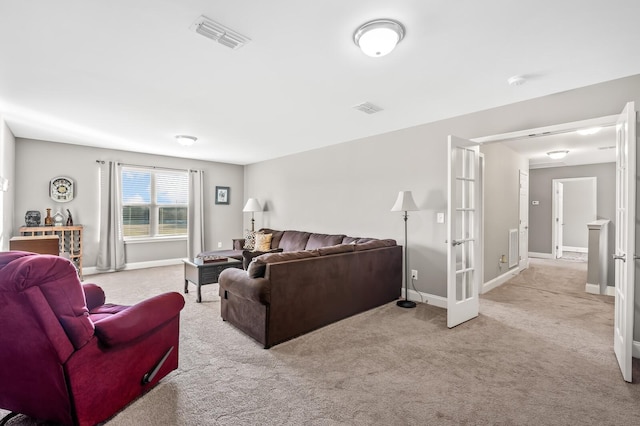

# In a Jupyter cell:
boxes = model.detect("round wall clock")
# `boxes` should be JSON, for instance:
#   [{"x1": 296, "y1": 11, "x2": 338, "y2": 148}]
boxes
[{"x1": 50, "y1": 176, "x2": 74, "y2": 202}]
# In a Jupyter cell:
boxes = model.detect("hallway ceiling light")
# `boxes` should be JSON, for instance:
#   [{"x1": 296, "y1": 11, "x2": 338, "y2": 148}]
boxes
[
  {"x1": 576, "y1": 127, "x2": 602, "y2": 136},
  {"x1": 175, "y1": 135, "x2": 197, "y2": 146},
  {"x1": 547, "y1": 150, "x2": 569, "y2": 160},
  {"x1": 353, "y1": 19, "x2": 405, "y2": 57}
]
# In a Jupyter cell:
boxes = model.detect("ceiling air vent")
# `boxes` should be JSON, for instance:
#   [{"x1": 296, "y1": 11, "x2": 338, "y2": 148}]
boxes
[
  {"x1": 190, "y1": 15, "x2": 250, "y2": 50},
  {"x1": 353, "y1": 102, "x2": 383, "y2": 114}
]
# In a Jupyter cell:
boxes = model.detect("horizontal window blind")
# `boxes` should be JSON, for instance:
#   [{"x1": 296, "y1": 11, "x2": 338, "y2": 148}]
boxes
[{"x1": 121, "y1": 167, "x2": 188, "y2": 238}]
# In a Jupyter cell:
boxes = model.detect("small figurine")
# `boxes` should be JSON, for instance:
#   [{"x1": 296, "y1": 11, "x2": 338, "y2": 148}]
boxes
[{"x1": 66, "y1": 209, "x2": 74, "y2": 226}]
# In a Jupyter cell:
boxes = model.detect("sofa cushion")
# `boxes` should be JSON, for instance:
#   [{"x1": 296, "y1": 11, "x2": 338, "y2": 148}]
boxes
[
  {"x1": 243, "y1": 229, "x2": 256, "y2": 250},
  {"x1": 316, "y1": 244, "x2": 355, "y2": 256},
  {"x1": 254, "y1": 233, "x2": 273, "y2": 251},
  {"x1": 247, "y1": 250, "x2": 320, "y2": 278},
  {"x1": 353, "y1": 239, "x2": 397, "y2": 251},
  {"x1": 277, "y1": 231, "x2": 311, "y2": 252},
  {"x1": 305, "y1": 233, "x2": 346, "y2": 250},
  {"x1": 342, "y1": 236, "x2": 376, "y2": 244}
]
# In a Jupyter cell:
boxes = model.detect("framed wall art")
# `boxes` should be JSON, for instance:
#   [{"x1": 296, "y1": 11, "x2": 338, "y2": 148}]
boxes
[{"x1": 215, "y1": 186, "x2": 230, "y2": 205}]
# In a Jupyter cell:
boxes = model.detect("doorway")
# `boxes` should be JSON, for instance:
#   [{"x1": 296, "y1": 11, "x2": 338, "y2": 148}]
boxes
[{"x1": 552, "y1": 177, "x2": 597, "y2": 260}]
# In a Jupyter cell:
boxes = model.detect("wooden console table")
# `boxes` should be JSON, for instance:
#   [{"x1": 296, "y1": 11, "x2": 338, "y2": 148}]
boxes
[{"x1": 19, "y1": 225, "x2": 83, "y2": 280}]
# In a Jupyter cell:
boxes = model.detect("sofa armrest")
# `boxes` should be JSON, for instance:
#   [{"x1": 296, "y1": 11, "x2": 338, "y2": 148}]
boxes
[
  {"x1": 219, "y1": 268, "x2": 270, "y2": 304},
  {"x1": 82, "y1": 283, "x2": 106, "y2": 311},
  {"x1": 233, "y1": 239, "x2": 246, "y2": 250},
  {"x1": 94, "y1": 292, "x2": 185, "y2": 347}
]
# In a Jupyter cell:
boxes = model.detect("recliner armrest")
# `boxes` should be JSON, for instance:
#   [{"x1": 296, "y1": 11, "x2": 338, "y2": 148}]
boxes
[
  {"x1": 94, "y1": 292, "x2": 185, "y2": 347},
  {"x1": 82, "y1": 283, "x2": 106, "y2": 311}
]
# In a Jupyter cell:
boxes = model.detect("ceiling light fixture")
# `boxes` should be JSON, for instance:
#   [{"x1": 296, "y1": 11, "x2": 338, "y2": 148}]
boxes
[
  {"x1": 175, "y1": 135, "x2": 197, "y2": 146},
  {"x1": 507, "y1": 75, "x2": 526, "y2": 86},
  {"x1": 576, "y1": 127, "x2": 602, "y2": 136},
  {"x1": 354, "y1": 19, "x2": 405, "y2": 57},
  {"x1": 547, "y1": 150, "x2": 569, "y2": 160}
]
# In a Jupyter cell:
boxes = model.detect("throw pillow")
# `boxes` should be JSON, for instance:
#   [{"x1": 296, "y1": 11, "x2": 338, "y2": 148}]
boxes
[
  {"x1": 253, "y1": 233, "x2": 272, "y2": 252},
  {"x1": 243, "y1": 229, "x2": 256, "y2": 250}
]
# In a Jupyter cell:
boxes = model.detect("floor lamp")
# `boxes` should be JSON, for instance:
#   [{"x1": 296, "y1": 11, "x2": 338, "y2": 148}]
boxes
[
  {"x1": 391, "y1": 190, "x2": 419, "y2": 308},
  {"x1": 243, "y1": 198, "x2": 263, "y2": 231}
]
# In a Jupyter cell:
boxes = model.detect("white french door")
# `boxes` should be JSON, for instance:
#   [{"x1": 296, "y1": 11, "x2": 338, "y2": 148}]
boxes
[
  {"x1": 613, "y1": 101, "x2": 636, "y2": 383},
  {"x1": 447, "y1": 135, "x2": 480, "y2": 328}
]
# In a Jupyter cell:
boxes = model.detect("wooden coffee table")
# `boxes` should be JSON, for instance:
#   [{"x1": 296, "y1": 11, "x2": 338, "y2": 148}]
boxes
[{"x1": 183, "y1": 258, "x2": 242, "y2": 303}]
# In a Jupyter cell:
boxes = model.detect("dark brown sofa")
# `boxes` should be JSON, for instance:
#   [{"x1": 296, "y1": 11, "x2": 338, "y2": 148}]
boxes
[{"x1": 218, "y1": 229, "x2": 402, "y2": 348}]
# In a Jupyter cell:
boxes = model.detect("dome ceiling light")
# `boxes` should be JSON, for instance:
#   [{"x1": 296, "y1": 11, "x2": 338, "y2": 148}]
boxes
[
  {"x1": 353, "y1": 19, "x2": 405, "y2": 57},
  {"x1": 547, "y1": 150, "x2": 569, "y2": 160}
]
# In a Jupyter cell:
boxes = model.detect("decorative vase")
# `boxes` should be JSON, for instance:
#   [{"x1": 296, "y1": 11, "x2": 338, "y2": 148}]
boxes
[
  {"x1": 25, "y1": 210, "x2": 41, "y2": 227},
  {"x1": 44, "y1": 208, "x2": 53, "y2": 226},
  {"x1": 66, "y1": 209, "x2": 73, "y2": 226}
]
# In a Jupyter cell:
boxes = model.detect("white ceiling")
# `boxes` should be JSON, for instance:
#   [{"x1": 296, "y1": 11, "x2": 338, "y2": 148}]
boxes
[
  {"x1": 1, "y1": 0, "x2": 639, "y2": 165},
  {"x1": 500, "y1": 125, "x2": 617, "y2": 169}
]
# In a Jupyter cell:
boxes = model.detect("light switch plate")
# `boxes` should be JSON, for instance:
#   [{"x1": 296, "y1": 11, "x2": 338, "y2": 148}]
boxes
[{"x1": 436, "y1": 212, "x2": 445, "y2": 223}]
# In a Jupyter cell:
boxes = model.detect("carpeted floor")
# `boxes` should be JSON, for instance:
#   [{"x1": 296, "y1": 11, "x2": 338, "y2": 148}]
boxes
[{"x1": 3, "y1": 258, "x2": 640, "y2": 425}]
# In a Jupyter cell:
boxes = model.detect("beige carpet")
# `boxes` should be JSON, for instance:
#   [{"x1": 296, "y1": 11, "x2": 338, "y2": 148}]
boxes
[{"x1": 3, "y1": 258, "x2": 640, "y2": 425}]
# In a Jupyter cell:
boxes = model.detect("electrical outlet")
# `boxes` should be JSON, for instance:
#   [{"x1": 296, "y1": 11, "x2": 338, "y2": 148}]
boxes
[
  {"x1": 436, "y1": 212, "x2": 445, "y2": 224},
  {"x1": 217, "y1": 242, "x2": 223, "y2": 248},
  {"x1": 411, "y1": 269, "x2": 418, "y2": 280}
]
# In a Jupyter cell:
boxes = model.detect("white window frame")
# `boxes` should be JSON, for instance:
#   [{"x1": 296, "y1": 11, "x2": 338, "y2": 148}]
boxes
[{"x1": 121, "y1": 166, "x2": 188, "y2": 242}]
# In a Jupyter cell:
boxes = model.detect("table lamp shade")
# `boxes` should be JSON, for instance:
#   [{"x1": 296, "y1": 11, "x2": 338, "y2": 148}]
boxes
[{"x1": 243, "y1": 198, "x2": 263, "y2": 213}]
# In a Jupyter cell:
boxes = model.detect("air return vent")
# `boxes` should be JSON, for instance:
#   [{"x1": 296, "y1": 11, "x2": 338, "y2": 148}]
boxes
[
  {"x1": 190, "y1": 16, "x2": 250, "y2": 50},
  {"x1": 353, "y1": 102, "x2": 383, "y2": 114}
]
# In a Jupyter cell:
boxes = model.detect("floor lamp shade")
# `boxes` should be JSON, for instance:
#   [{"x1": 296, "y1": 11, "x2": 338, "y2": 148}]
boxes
[
  {"x1": 391, "y1": 191, "x2": 418, "y2": 308},
  {"x1": 243, "y1": 198, "x2": 263, "y2": 231}
]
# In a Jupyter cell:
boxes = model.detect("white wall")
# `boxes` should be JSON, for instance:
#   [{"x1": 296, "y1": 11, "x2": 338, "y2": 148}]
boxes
[
  {"x1": 245, "y1": 74, "x2": 640, "y2": 303},
  {"x1": 0, "y1": 116, "x2": 16, "y2": 251},
  {"x1": 14, "y1": 139, "x2": 244, "y2": 270}
]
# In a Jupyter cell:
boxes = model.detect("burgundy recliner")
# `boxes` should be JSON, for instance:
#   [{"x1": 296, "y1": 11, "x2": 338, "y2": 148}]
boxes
[{"x1": 0, "y1": 251, "x2": 185, "y2": 426}]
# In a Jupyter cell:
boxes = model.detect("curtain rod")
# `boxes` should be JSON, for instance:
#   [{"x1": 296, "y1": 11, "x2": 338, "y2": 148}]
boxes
[{"x1": 96, "y1": 160, "x2": 199, "y2": 173}]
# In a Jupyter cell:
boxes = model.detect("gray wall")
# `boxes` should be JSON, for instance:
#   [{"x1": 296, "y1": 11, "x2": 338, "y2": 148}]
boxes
[
  {"x1": 245, "y1": 75, "x2": 640, "y2": 301},
  {"x1": 480, "y1": 143, "x2": 528, "y2": 281},
  {"x1": 0, "y1": 116, "x2": 16, "y2": 251},
  {"x1": 562, "y1": 178, "x2": 597, "y2": 248},
  {"x1": 529, "y1": 164, "x2": 615, "y2": 260},
  {"x1": 13, "y1": 139, "x2": 245, "y2": 269}
]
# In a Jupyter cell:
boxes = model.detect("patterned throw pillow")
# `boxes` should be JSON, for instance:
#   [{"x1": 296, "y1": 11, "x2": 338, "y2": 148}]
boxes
[
  {"x1": 243, "y1": 230, "x2": 256, "y2": 250},
  {"x1": 253, "y1": 233, "x2": 273, "y2": 252}
]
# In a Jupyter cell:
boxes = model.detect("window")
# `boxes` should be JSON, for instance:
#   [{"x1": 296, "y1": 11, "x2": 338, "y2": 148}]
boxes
[{"x1": 121, "y1": 167, "x2": 189, "y2": 239}]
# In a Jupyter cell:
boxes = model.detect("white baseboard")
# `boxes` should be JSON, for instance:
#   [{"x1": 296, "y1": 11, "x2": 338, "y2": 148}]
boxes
[
  {"x1": 606, "y1": 286, "x2": 615, "y2": 297},
  {"x1": 482, "y1": 268, "x2": 521, "y2": 294},
  {"x1": 84, "y1": 258, "x2": 183, "y2": 276},
  {"x1": 403, "y1": 288, "x2": 447, "y2": 309},
  {"x1": 633, "y1": 340, "x2": 640, "y2": 359},
  {"x1": 562, "y1": 246, "x2": 588, "y2": 253},
  {"x1": 529, "y1": 252, "x2": 554, "y2": 259},
  {"x1": 585, "y1": 283, "x2": 600, "y2": 295}
]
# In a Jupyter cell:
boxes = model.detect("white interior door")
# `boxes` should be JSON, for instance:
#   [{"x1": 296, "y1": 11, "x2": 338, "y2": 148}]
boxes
[
  {"x1": 519, "y1": 171, "x2": 529, "y2": 269},
  {"x1": 554, "y1": 181, "x2": 564, "y2": 258},
  {"x1": 447, "y1": 135, "x2": 480, "y2": 328},
  {"x1": 613, "y1": 101, "x2": 636, "y2": 383}
]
